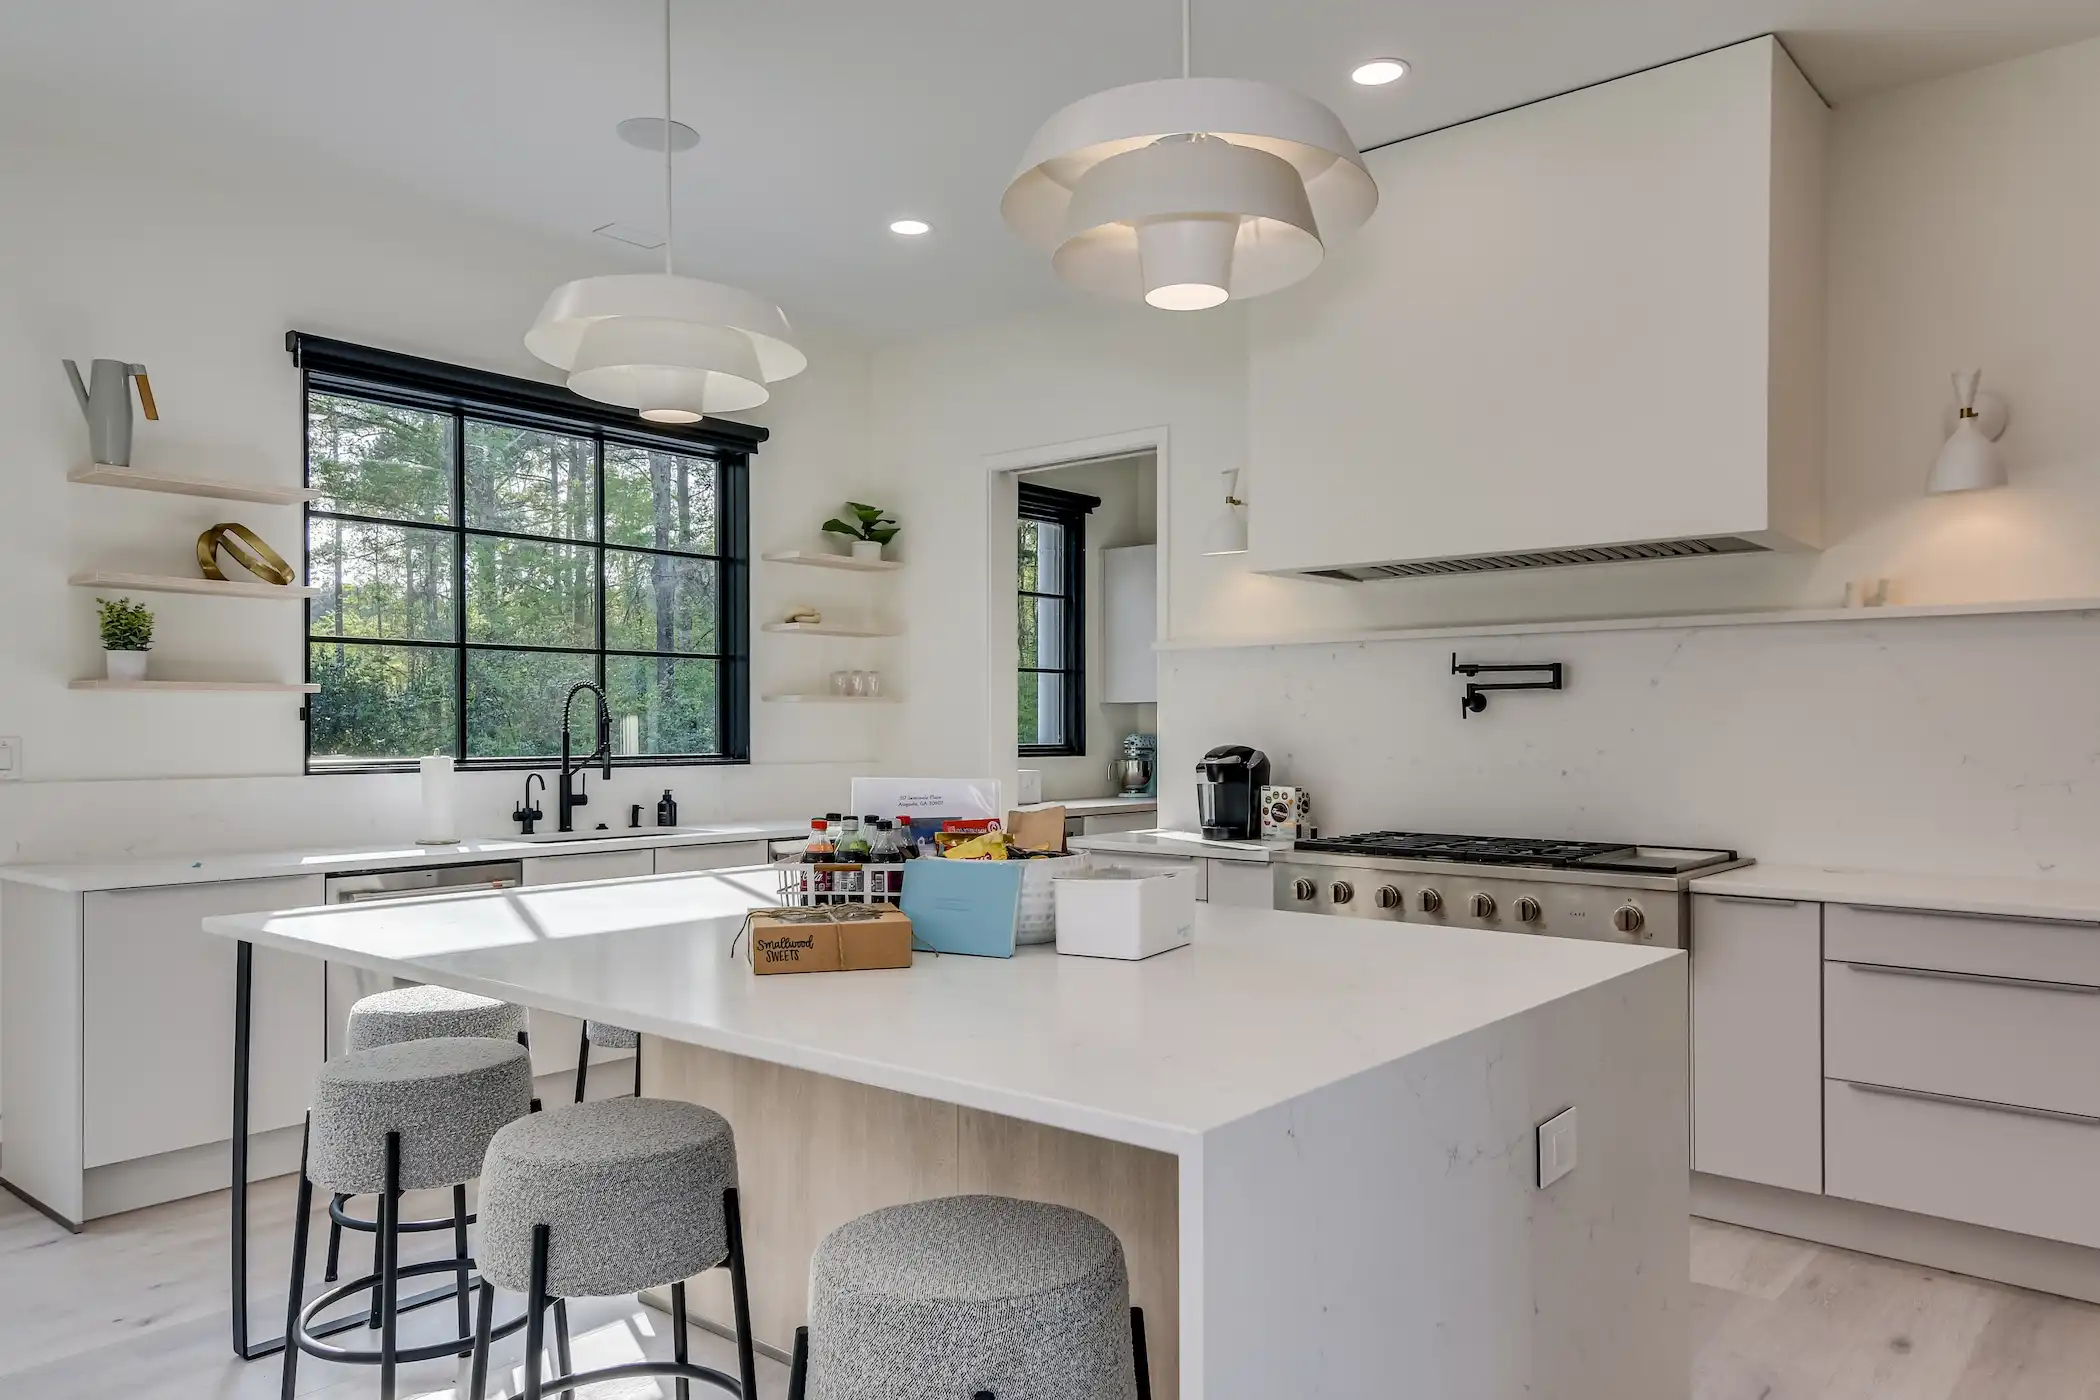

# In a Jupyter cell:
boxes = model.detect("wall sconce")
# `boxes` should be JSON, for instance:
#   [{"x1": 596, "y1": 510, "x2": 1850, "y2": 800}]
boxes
[
  {"x1": 1926, "y1": 369, "x2": 2009, "y2": 494},
  {"x1": 1202, "y1": 468, "x2": 1249, "y2": 556}
]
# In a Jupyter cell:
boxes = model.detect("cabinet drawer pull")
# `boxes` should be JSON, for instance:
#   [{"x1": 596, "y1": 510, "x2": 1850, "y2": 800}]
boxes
[
  {"x1": 1711, "y1": 895, "x2": 1798, "y2": 907},
  {"x1": 1840, "y1": 902, "x2": 2100, "y2": 929},
  {"x1": 1837, "y1": 960, "x2": 2100, "y2": 996},
  {"x1": 1843, "y1": 1079, "x2": 2100, "y2": 1128}
]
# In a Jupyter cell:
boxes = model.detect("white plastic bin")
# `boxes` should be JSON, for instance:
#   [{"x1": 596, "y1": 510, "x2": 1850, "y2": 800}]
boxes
[{"x1": 1052, "y1": 865, "x2": 1197, "y2": 960}]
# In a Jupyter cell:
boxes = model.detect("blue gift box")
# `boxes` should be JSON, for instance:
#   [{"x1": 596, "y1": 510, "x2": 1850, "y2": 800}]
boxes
[{"x1": 899, "y1": 859, "x2": 1026, "y2": 958}]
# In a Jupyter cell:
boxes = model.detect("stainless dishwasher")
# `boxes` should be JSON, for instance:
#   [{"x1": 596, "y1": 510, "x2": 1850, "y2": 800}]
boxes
[{"x1": 322, "y1": 861, "x2": 524, "y2": 1056}]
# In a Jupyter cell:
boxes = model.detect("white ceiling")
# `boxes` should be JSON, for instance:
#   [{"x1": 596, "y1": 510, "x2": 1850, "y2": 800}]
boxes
[{"x1": 6, "y1": 0, "x2": 2096, "y2": 341}]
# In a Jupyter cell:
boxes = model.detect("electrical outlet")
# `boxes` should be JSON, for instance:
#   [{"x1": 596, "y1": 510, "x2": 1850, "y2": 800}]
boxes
[
  {"x1": 0, "y1": 736, "x2": 19, "y2": 781},
  {"x1": 1537, "y1": 1105, "x2": 1578, "y2": 1189}
]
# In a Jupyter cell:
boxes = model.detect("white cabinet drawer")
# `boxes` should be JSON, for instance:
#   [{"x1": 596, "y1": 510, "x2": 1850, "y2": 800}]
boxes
[
  {"x1": 1825, "y1": 959, "x2": 2100, "y2": 1119},
  {"x1": 655, "y1": 841, "x2": 770, "y2": 875},
  {"x1": 523, "y1": 850, "x2": 655, "y2": 886},
  {"x1": 1081, "y1": 852, "x2": 1206, "y2": 901},
  {"x1": 1689, "y1": 894, "x2": 1822, "y2": 1193},
  {"x1": 1825, "y1": 902, "x2": 2100, "y2": 988},
  {"x1": 1826, "y1": 1078, "x2": 2100, "y2": 1248}
]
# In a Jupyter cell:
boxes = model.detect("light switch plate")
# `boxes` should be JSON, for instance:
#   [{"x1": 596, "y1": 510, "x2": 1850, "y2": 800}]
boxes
[
  {"x1": 1537, "y1": 1105, "x2": 1578, "y2": 1188},
  {"x1": 0, "y1": 736, "x2": 19, "y2": 781}
]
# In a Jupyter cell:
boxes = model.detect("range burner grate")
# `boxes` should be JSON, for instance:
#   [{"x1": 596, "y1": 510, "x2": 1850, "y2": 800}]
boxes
[{"x1": 1291, "y1": 831, "x2": 1635, "y2": 867}]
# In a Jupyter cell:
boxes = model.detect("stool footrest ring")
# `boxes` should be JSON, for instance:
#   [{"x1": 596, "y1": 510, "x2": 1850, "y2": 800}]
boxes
[
  {"x1": 296, "y1": 1261, "x2": 527, "y2": 1366},
  {"x1": 329, "y1": 1190, "x2": 472, "y2": 1236},
  {"x1": 538, "y1": 1358, "x2": 745, "y2": 1399}
]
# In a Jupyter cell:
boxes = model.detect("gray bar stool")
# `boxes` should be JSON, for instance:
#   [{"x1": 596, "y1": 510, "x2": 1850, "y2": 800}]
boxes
[
  {"x1": 469, "y1": 1097, "x2": 759, "y2": 1400},
  {"x1": 573, "y1": 1020, "x2": 642, "y2": 1101},
  {"x1": 282, "y1": 1036, "x2": 536, "y2": 1400},
  {"x1": 788, "y1": 1195, "x2": 1152, "y2": 1400},
  {"x1": 325, "y1": 984, "x2": 534, "y2": 1287}
]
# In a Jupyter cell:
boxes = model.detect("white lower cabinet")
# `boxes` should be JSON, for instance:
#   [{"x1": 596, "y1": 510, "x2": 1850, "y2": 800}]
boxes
[
  {"x1": 655, "y1": 841, "x2": 770, "y2": 874},
  {"x1": 1688, "y1": 894, "x2": 1823, "y2": 1193},
  {"x1": 1079, "y1": 810, "x2": 1157, "y2": 837},
  {"x1": 1205, "y1": 860, "x2": 1275, "y2": 909},
  {"x1": 83, "y1": 876, "x2": 326, "y2": 1168},
  {"x1": 522, "y1": 850, "x2": 654, "y2": 1076}
]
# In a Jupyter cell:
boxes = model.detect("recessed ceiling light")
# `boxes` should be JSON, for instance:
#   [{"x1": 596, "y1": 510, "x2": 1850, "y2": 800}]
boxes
[
  {"x1": 616, "y1": 116, "x2": 700, "y2": 152},
  {"x1": 890, "y1": 219, "x2": 931, "y2": 236},
  {"x1": 1351, "y1": 58, "x2": 1410, "y2": 86}
]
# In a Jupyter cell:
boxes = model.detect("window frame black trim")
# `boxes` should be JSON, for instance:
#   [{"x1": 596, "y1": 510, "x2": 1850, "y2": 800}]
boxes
[
  {"x1": 1016, "y1": 482, "x2": 1098, "y2": 759},
  {"x1": 296, "y1": 334, "x2": 752, "y2": 774}
]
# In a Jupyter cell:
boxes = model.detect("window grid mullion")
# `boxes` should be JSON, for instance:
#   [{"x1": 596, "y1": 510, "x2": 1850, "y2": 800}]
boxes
[{"x1": 453, "y1": 407, "x2": 468, "y2": 763}]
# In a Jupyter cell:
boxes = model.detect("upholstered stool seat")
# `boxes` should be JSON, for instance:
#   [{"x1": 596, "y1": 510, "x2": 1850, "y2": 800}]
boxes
[
  {"x1": 286, "y1": 1037, "x2": 535, "y2": 1400},
  {"x1": 346, "y1": 983, "x2": 528, "y2": 1051},
  {"x1": 469, "y1": 1097, "x2": 758, "y2": 1400},
  {"x1": 795, "y1": 1195, "x2": 1148, "y2": 1400}
]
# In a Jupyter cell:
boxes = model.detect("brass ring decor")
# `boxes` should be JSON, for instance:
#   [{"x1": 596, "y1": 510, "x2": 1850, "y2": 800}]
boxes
[{"x1": 197, "y1": 522, "x2": 296, "y2": 586}]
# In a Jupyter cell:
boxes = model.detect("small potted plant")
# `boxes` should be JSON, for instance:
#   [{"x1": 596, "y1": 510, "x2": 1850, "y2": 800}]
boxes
[
  {"x1": 96, "y1": 596, "x2": 154, "y2": 681},
  {"x1": 821, "y1": 501, "x2": 901, "y2": 562}
]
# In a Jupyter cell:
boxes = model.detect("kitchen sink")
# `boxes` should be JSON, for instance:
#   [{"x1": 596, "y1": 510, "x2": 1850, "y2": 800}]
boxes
[{"x1": 498, "y1": 826, "x2": 716, "y2": 843}]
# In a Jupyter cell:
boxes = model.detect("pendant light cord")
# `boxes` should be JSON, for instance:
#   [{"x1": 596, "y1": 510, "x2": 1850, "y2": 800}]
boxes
[
  {"x1": 662, "y1": 0, "x2": 675, "y2": 276},
  {"x1": 1180, "y1": 0, "x2": 1190, "y2": 78}
]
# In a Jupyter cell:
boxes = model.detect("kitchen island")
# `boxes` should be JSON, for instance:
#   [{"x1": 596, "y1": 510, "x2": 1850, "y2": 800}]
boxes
[{"x1": 205, "y1": 866, "x2": 1689, "y2": 1399}]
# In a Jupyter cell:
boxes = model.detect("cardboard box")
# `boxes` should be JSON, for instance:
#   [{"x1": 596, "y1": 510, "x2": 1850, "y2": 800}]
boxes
[
  {"x1": 746, "y1": 906, "x2": 913, "y2": 974},
  {"x1": 1260, "y1": 785, "x2": 1314, "y2": 840},
  {"x1": 1052, "y1": 866, "x2": 1196, "y2": 961}
]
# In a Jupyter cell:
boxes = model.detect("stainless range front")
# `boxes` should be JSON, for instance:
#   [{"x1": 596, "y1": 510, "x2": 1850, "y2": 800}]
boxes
[{"x1": 1271, "y1": 834, "x2": 1748, "y2": 950}]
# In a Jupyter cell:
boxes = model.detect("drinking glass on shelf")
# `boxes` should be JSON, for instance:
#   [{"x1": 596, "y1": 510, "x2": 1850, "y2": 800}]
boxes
[
  {"x1": 830, "y1": 670, "x2": 851, "y2": 696},
  {"x1": 848, "y1": 670, "x2": 870, "y2": 697},
  {"x1": 864, "y1": 670, "x2": 884, "y2": 698}
]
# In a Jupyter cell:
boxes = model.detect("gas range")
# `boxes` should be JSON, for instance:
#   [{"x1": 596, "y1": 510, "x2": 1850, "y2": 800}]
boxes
[{"x1": 1273, "y1": 832, "x2": 1748, "y2": 949}]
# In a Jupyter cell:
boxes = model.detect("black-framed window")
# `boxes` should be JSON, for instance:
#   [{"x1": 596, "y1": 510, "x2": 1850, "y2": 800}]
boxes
[
  {"x1": 1018, "y1": 481, "x2": 1098, "y2": 756},
  {"x1": 290, "y1": 334, "x2": 760, "y2": 773}
]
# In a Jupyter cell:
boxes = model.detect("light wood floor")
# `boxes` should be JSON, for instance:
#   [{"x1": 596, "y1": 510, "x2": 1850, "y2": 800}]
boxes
[{"x1": 6, "y1": 1179, "x2": 2100, "y2": 1398}]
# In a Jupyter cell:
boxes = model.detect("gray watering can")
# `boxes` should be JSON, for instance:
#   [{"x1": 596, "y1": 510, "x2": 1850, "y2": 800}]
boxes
[{"x1": 63, "y1": 358, "x2": 158, "y2": 467}]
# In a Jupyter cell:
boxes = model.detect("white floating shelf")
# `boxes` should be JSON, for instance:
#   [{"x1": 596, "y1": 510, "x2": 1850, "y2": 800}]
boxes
[
  {"x1": 760, "y1": 549, "x2": 904, "y2": 574},
  {"x1": 69, "y1": 571, "x2": 318, "y2": 601},
  {"x1": 71, "y1": 679, "x2": 320, "y2": 693},
  {"x1": 761, "y1": 693, "x2": 899, "y2": 704},
  {"x1": 761, "y1": 622, "x2": 901, "y2": 638},
  {"x1": 69, "y1": 465, "x2": 318, "y2": 507},
  {"x1": 1154, "y1": 596, "x2": 2100, "y2": 652}
]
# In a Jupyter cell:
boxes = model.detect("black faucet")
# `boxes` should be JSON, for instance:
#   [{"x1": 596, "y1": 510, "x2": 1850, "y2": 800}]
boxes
[
  {"x1": 513, "y1": 773, "x2": 546, "y2": 835},
  {"x1": 557, "y1": 681, "x2": 614, "y2": 833}
]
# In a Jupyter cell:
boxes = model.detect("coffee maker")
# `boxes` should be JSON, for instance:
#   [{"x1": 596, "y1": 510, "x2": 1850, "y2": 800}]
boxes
[{"x1": 1196, "y1": 745, "x2": 1271, "y2": 840}]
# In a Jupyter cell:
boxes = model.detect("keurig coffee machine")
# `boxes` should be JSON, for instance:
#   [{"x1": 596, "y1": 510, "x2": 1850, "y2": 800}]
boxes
[{"x1": 1196, "y1": 745, "x2": 1271, "y2": 840}]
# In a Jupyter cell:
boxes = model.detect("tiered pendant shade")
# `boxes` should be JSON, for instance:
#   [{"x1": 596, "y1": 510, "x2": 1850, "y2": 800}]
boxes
[
  {"x1": 1004, "y1": 77, "x2": 1377, "y2": 310},
  {"x1": 527, "y1": 273, "x2": 804, "y2": 422}
]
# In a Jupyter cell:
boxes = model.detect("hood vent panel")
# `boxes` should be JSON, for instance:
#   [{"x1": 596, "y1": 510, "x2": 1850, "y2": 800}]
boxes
[{"x1": 1300, "y1": 535, "x2": 1767, "y2": 583}]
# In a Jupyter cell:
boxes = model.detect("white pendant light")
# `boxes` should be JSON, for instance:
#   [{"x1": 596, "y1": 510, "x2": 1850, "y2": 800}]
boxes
[
  {"x1": 527, "y1": 0, "x2": 804, "y2": 421},
  {"x1": 1926, "y1": 369, "x2": 2009, "y2": 495},
  {"x1": 1202, "y1": 468, "x2": 1249, "y2": 555},
  {"x1": 1003, "y1": 0, "x2": 1376, "y2": 311}
]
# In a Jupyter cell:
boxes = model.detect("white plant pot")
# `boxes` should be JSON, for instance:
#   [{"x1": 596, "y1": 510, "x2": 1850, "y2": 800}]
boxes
[
  {"x1": 851, "y1": 540, "x2": 884, "y2": 563},
  {"x1": 105, "y1": 649, "x2": 149, "y2": 682}
]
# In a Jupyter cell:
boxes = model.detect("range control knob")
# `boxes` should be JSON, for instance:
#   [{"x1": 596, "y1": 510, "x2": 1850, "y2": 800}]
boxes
[
  {"x1": 1418, "y1": 888, "x2": 1444, "y2": 914},
  {"x1": 1613, "y1": 904, "x2": 1648, "y2": 937},
  {"x1": 1331, "y1": 881, "x2": 1355, "y2": 905},
  {"x1": 1374, "y1": 885, "x2": 1404, "y2": 910},
  {"x1": 1514, "y1": 896, "x2": 1543, "y2": 924},
  {"x1": 1291, "y1": 878, "x2": 1317, "y2": 903},
  {"x1": 1469, "y1": 892, "x2": 1497, "y2": 919}
]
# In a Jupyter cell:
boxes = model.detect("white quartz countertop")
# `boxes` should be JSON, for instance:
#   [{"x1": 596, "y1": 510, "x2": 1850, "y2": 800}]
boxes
[
  {"x1": 202, "y1": 867, "x2": 1676, "y2": 1152},
  {"x1": 1691, "y1": 863, "x2": 2100, "y2": 923},
  {"x1": 1066, "y1": 828, "x2": 1284, "y2": 863},
  {"x1": 0, "y1": 821, "x2": 808, "y2": 894},
  {"x1": 1014, "y1": 796, "x2": 1156, "y2": 817}
]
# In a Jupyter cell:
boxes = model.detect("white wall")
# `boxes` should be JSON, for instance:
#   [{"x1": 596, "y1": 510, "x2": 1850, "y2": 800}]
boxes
[
  {"x1": 0, "y1": 114, "x2": 891, "y2": 863},
  {"x1": 878, "y1": 34, "x2": 2100, "y2": 877},
  {"x1": 1017, "y1": 454, "x2": 1157, "y2": 800}
]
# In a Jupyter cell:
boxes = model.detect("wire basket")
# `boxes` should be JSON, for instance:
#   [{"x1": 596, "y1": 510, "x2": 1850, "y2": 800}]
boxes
[{"x1": 777, "y1": 861, "x2": 909, "y2": 907}]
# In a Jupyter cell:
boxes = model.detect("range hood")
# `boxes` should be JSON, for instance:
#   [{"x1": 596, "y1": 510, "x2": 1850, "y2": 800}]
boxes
[{"x1": 1242, "y1": 38, "x2": 1826, "y2": 585}]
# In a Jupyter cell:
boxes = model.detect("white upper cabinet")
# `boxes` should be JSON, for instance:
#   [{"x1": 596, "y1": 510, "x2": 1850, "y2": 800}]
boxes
[
  {"x1": 1247, "y1": 37, "x2": 1826, "y2": 580},
  {"x1": 1101, "y1": 545, "x2": 1158, "y2": 704}
]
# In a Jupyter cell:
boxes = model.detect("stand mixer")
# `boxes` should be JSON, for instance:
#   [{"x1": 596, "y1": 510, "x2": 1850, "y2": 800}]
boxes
[{"x1": 1113, "y1": 733, "x2": 1156, "y2": 797}]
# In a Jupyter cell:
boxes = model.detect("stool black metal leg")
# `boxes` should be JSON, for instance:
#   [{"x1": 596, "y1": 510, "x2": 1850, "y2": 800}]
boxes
[
  {"x1": 522, "y1": 1223, "x2": 551, "y2": 1400},
  {"x1": 632, "y1": 1038, "x2": 643, "y2": 1098},
  {"x1": 724, "y1": 1188, "x2": 758, "y2": 1400},
  {"x1": 468, "y1": 1278, "x2": 496, "y2": 1400},
  {"x1": 453, "y1": 1183, "x2": 473, "y2": 1354},
  {"x1": 380, "y1": 1132, "x2": 402, "y2": 1400},
  {"x1": 523, "y1": 1029, "x2": 542, "y2": 1113},
  {"x1": 279, "y1": 1116, "x2": 313, "y2": 1400},
  {"x1": 552, "y1": 1297, "x2": 573, "y2": 1395},
  {"x1": 671, "y1": 1281, "x2": 691, "y2": 1400},
  {"x1": 322, "y1": 1195, "x2": 346, "y2": 1283},
  {"x1": 787, "y1": 1327, "x2": 808, "y2": 1400},
  {"x1": 574, "y1": 1027, "x2": 591, "y2": 1103},
  {"x1": 1131, "y1": 1306, "x2": 1153, "y2": 1400}
]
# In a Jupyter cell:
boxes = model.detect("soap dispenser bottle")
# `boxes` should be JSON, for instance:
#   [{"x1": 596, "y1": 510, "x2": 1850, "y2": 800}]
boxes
[{"x1": 656, "y1": 789, "x2": 679, "y2": 827}]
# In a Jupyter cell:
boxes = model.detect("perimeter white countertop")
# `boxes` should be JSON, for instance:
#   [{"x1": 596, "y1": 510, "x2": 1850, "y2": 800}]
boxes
[
  {"x1": 202, "y1": 867, "x2": 1676, "y2": 1152},
  {"x1": 1014, "y1": 796, "x2": 1156, "y2": 817},
  {"x1": 0, "y1": 820, "x2": 808, "y2": 894},
  {"x1": 1690, "y1": 863, "x2": 2100, "y2": 923},
  {"x1": 1066, "y1": 828, "x2": 1284, "y2": 863}
]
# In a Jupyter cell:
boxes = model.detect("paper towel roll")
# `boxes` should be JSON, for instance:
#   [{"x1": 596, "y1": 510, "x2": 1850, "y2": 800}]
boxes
[{"x1": 418, "y1": 755, "x2": 458, "y2": 844}]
